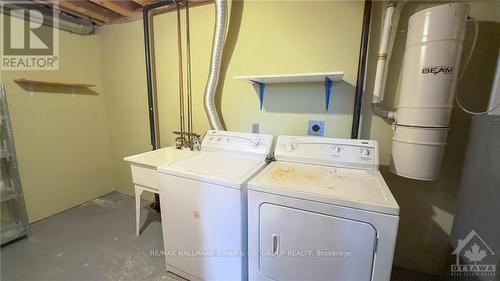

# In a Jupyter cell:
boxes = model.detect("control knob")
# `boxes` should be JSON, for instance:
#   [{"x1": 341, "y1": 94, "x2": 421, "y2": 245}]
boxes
[
  {"x1": 284, "y1": 142, "x2": 297, "y2": 152},
  {"x1": 332, "y1": 146, "x2": 342, "y2": 154},
  {"x1": 250, "y1": 138, "x2": 261, "y2": 147}
]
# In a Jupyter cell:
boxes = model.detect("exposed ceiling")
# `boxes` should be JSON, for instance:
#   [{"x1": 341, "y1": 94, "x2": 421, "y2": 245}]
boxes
[{"x1": 33, "y1": 0, "x2": 213, "y2": 26}]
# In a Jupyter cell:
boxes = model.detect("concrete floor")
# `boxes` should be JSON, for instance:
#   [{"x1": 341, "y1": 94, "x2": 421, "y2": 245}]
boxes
[
  {"x1": 1, "y1": 192, "x2": 183, "y2": 281},
  {"x1": 1, "y1": 192, "x2": 440, "y2": 281}
]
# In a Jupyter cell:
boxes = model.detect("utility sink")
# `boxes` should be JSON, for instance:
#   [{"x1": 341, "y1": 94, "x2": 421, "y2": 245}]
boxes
[
  {"x1": 124, "y1": 147, "x2": 197, "y2": 190},
  {"x1": 124, "y1": 146, "x2": 198, "y2": 235}
]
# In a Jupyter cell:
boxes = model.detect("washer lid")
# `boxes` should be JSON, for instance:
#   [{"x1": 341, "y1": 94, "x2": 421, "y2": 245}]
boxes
[
  {"x1": 123, "y1": 147, "x2": 197, "y2": 168},
  {"x1": 158, "y1": 151, "x2": 267, "y2": 189},
  {"x1": 248, "y1": 162, "x2": 399, "y2": 215}
]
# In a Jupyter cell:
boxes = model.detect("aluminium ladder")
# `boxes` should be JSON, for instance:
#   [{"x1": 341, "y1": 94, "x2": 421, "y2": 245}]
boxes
[{"x1": 0, "y1": 84, "x2": 29, "y2": 245}]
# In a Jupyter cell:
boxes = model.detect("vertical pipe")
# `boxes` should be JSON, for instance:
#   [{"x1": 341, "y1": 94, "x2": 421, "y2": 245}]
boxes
[
  {"x1": 143, "y1": 8, "x2": 157, "y2": 150},
  {"x1": 176, "y1": 3, "x2": 185, "y2": 137},
  {"x1": 351, "y1": 0, "x2": 372, "y2": 139},
  {"x1": 371, "y1": 3, "x2": 396, "y2": 120},
  {"x1": 185, "y1": 0, "x2": 194, "y2": 139},
  {"x1": 142, "y1": 0, "x2": 174, "y2": 210},
  {"x1": 372, "y1": 4, "x2": 395, "y2": 104}
]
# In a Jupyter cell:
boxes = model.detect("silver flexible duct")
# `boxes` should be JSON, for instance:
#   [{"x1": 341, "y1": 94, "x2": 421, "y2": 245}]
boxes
[
  {"x1": 203, "y1": 0, "x2": 228, "y2": 130},
  {"x1": 3, "y1": 3, "x2": 95, "y2": 35}
]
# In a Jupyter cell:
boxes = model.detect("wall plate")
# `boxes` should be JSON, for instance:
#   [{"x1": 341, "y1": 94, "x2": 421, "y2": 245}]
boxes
[
  {"x1": 252, "y1": 123, "x2": 260, "y2": 134},
  {"x1": 307, "y1": 120, "x2": 325, "y2": 136}
]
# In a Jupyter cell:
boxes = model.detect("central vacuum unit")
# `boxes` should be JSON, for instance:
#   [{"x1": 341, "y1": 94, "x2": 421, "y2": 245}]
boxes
[{"x1": 372, "y1": 2, "x2": 471, "y2": 180}]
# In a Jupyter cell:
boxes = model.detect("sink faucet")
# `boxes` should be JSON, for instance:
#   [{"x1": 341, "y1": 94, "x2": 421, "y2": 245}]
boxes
[{"x1": 173, "y1": 131, "x2": 201, "y2": 151}]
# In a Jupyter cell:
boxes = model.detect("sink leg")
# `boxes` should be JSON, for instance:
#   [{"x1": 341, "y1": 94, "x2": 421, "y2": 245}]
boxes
[{"x1": 135, "y1": 186, "x2": 143, "y2": 236}]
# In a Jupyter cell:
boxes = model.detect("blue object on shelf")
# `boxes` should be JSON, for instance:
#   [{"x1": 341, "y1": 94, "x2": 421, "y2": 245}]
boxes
[
  {"x1": 325, "y1": 77, "x2": 332, "y2": 111},
  {"x1": 250, "y1": 80, "x2": 266, "y2": 110}
]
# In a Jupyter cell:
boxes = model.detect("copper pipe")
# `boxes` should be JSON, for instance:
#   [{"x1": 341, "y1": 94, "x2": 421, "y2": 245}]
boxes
[
  {"x1": 185, "y1": 0, "x2": 194, "y2": 141},
  {"x1": 176, "y1": 2, "x2": 185, "y2": 137}
]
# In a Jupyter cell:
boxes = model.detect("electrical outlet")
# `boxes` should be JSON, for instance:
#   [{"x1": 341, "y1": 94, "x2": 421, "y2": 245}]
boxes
[
  {"x1": 307, "y1": 120, "x2": 325, "y2": 136},
  {"x1": 252, "y1": 123, "x2": 260, "y2": 134}
]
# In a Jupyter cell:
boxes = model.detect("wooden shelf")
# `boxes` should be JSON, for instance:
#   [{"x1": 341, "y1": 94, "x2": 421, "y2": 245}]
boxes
[
  {"x1": 234, "y1": 72, "x2": 344, "y2": 111},
  {"x1": 14, "y1": 79, "x2": 95, "y2": 88}
]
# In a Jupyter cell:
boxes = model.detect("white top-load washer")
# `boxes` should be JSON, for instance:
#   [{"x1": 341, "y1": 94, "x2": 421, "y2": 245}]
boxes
[
  {"x1": 157, "y1": 130, "x2": 273, "y2": 281},
  {"x1": 247, "y1": 135, "x2": 399, "y2": 281}
]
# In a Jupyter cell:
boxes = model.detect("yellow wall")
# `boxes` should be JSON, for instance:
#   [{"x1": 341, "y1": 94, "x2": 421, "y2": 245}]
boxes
[
  {"x1": 98, "y1": 19, "x2": 152, "y2": 201},
  {"x1": 0, "y1": 16, "x2": 113, "y2": 223}
]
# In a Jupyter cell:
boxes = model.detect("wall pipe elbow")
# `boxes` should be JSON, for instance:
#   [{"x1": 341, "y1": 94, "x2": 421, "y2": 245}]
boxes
[{"x1": 372, "y1": 103, "x2": 396, "y2": 120}]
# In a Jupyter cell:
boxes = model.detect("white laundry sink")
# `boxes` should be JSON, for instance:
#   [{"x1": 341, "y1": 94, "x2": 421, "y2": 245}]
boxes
[
  {"x1": 124, "y1": 147, "x2": 196, "y2": 190},
  {"x1": 124, "y1": 146, "x2": 198, "y2": 236}
]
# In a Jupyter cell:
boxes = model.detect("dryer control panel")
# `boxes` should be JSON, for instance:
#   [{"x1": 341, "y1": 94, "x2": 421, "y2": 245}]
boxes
[
  {"x1": 275, "y1": 135, "x2": 379, "y2": 170},
  {"x1": 201, "y1": 130, "x2": 273, "y2": 159}
]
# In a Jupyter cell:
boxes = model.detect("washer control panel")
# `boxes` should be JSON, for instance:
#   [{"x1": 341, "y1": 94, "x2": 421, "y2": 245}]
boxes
[
  {"x1": 275, "y1": 135, "x2": 378, "y2": 170},
  {"x1": 201, "y1": 130, "x2": 273, "y2": 159}
]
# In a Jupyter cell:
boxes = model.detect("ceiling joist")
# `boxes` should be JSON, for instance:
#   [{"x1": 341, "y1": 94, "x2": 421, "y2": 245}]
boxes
[
  {"x1": 57, "y1": 0, "x2": 113, "y2": 24},
  {"x1": 29, "y1": 0, "x2": 214, "y2": 26},
  {"x1": 88, "y1": 0, "x2": 134, "y2": 17},
  {"x1": 131, "y1": 0, "x2": 149, "y2": 7}
]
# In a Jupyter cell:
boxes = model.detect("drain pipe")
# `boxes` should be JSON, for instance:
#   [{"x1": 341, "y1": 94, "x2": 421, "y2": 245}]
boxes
[
  {"x1": 371, "y1": 2, "x2": 397, "y2": 120},
  {"x1": 142, "y1": 0, "x2": 174, "y2": 211},
  {"x1": 143, "y1": 0, "x2": 175, "y2": 150},
  {"x1": 203, "y1": 0, "x2": 228, "y2": 130},
  {"x1": 351, "y1": 0, "x2": 373, "y2": 139}
]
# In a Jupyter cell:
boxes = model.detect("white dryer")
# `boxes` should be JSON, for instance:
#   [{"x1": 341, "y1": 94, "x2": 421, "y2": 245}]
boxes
[
  {"x1": 157, "y1": 130, "x2": 273, "y2": 281},
  {"x1": 247, "y1": 135, "x2": 399, "y2": 281}
]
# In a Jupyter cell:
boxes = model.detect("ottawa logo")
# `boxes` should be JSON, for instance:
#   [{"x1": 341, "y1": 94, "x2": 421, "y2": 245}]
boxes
[
  {"x1": 422, "y1": 66, "x2": 453, "y2": 75},
  {"x1": 451, "y1": 230, "x2": 496, "y2": 278}
]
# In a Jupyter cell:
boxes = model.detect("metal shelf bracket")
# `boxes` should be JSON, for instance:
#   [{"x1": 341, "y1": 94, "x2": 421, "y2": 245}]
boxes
[
  {"x1": 325, "y1": 77, "x2": 333, "y2": 111},
  {"x1": 250, "y1": 80, "x2": 266, "y2": 111}
]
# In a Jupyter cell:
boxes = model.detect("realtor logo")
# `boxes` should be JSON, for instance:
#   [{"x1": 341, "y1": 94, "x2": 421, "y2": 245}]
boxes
[
  {"x1": 1, "y1": 1, "x2": 59, "y2": 70},
  {"x1": 451, "y1": 230, "x2": 496, "y2": 278}
]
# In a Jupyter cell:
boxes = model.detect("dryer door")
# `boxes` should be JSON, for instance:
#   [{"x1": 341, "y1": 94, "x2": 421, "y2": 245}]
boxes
[{"x1": 259, "y1": 203, "x2": 376, "y2": 281}]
